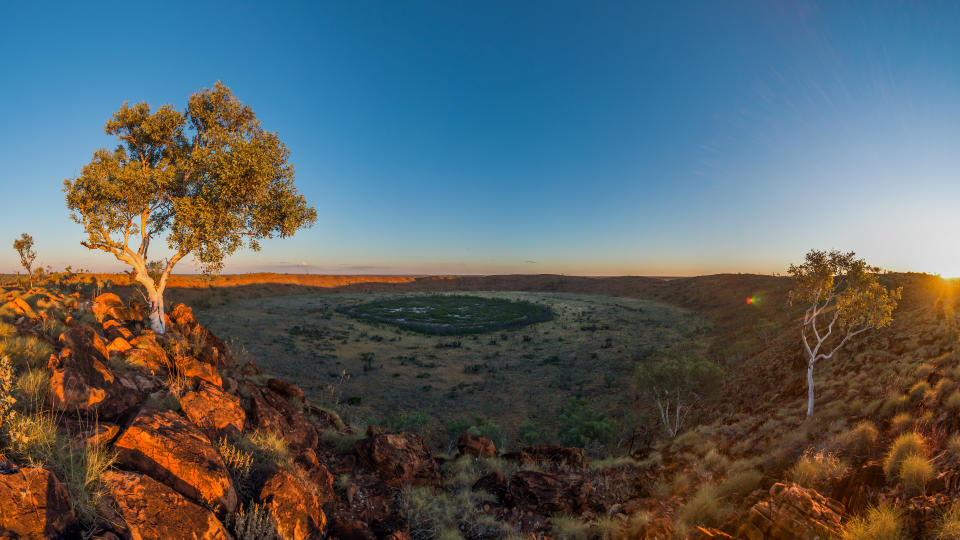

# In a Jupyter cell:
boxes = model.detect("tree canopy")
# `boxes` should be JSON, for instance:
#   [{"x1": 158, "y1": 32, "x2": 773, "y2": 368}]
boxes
[
  {"x1": 789, "y1": 249, "x2": 901, "y2": 417},
  {"x1": 64, "y1": 82, "x2": 316, "y2": 332}
]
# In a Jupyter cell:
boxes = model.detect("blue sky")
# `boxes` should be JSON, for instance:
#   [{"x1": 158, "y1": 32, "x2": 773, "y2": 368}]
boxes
[{"x1": 2, "y1": 1, "x2": 960, "y2": 276}]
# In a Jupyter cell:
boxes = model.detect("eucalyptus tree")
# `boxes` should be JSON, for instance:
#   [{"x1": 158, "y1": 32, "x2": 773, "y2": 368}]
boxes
[
  {"x1": 789, "y1": 250, "x2": 901, "y2": 417},
  {"x1": 64, "y1": 83, "x2": 316, "y2": 333},
  {"x1": 12, "y1": 233, "x2": 36, "y2": 288}
]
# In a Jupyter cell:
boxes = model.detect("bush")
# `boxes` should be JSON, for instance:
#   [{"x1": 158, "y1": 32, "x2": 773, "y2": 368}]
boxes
[
  {"x1": 945, "y1": 391, "x2": 960, "y2": 412},
  {"x1": 556, "y1": 397, "x2": 617, "y2": 449},
  {"x1": 838, "y1": 421, "x2": 878, "y2": 457},
  {"x1": 936, "y1": 500, "x2": 960, "y2": 540},
  {"x1": 14, "y1": 368, "x2": 49, "y2": 411},
  {"x1": 715, "y1": 469, "x2": 763, "y2": 499},
  {"x1": 445, "y1": 416, "x2": 506, "y2": 449},
  {"x1": 401, "y1": 486, "x2": 510, "y2": 539},
  {"x1": 789, "y1": 451, "x2": 848, "y2": 489},
  {"x1": 899, "y1": 453, "x2": 935, "y2": 496},
  {"x1": 890, "y1": 413, "x2": 914, "y2": 433},
  {"x1": 909, "y1": 381, "x2": 932, "y2": 403},
  {"x1": 878, "y1": 394, "x2": 909, "y2": 418},
  {"x1": 840, "y1": 503, "x2": 905, "y2": 540},
  {"x1": 382, "y1": 411, "x2": 429, "y2": 433},
  {"x1": 0, "y1": 336, "x2": 53, "y2": 370},
  {"x1": 884, "y1": 432, "x2": 927, "y2": 480},
  {"x1": 678, "y1": 482, "x2": 729, "y2": 526},
  {"x1": 947, "y1": 435, "x2": 960, "y2": 463},
  {"x1": 229, "y1": 502, "x2": 281, "y2": 540},
  {"x1": 238, "y1": 430, "x2": 291, "y2": 469},
  {"x1": 551, "y1": 515, "x2": 591, "y2": 540}
]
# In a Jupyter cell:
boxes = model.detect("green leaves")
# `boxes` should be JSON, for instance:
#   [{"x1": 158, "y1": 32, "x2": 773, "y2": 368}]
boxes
[{"x1": 63, "y1": 82, "x2": 316, "y2": 276}]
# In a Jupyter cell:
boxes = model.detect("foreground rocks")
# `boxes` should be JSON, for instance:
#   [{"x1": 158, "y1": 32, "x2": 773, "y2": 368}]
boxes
[
  {"x1": 0, "y1": 464, "x2": 77, "y2": 538},
  {"x1": 114, "y1": 408, "x2": 238, "y2": 514},
  {"x1": 507, "y1": 470, "x2": 592, "y2": 515},
  {"x1": 180, "y1": 380, "x2": 246, "y2": 440},
  {"x1": 355, "y1": 428, "x2": 438, "y2": 487},
  {"x1": 736, "y1": 482, "x2": 844, "y2": 540},
  {"x1": 103, "y1": 470, "x2": 231, "y2": 540},
  {"x1": 259, "y1": 470, "x2": 327, "y2": 539}
]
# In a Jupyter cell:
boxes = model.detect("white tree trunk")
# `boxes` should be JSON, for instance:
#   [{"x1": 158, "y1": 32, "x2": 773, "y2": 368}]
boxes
[
  {"x1": 806, "y1": 361, "x2": 815, "y2": 417},
  {"x1": 147, "y1": 286, "x2": 166, "y2": 334}
]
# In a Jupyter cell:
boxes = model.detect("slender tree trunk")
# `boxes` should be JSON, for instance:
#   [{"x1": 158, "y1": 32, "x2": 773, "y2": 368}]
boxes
[
  {"x1": 806, "y1": 361, "x2": 815, "y2": 417},
  {"x1": 147, "y1": 287, "x2": 166, "y2": 334}
]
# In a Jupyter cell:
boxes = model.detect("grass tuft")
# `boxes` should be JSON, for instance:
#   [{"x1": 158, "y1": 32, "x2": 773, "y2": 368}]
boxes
[{"x1": 840, "y1": 503, "x2": 905, "y2": 540}]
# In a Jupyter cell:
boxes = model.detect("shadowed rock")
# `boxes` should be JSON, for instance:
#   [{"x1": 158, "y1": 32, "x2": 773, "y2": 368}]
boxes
[
  {"x1": 0, "y1": 464, "x2": 77, "y2": 538},
  {"x1": 355, "y1": 429, "x2": 438, "y2": 487},
  {"x1": 259, "y1": 469, "x2": 327, "y2": 539},
  {"x1": 736, "y1": 482, "x2": 843, "y2": 540},
  {"x1": 103, "y1": 470, "x2": 231, "y2": 540},
  {"x1": 180, "y1": 380, "x2": 246, "y2": 441},
  {"x1": 114, "y1": 408, "x2": 237, "y2": 513},
  {"x1": 507, "y1": 470, "x2": 591, "y2": 515}
]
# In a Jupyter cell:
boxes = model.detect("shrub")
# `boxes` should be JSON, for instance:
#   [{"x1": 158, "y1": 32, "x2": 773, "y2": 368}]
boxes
[
  {"x1": 319, "y1": 430, "x2": 364, "y2": 455},
  {"x1": 0, "y1": 336, "x2": 53, "y2": 370},
  {"x1": 382, "y1": 411, "x2": 429, "y2": 433},
  {"x1": 789, "y1": 451, "x2": 848, "y2": 489},
  {"x1": 229, "y1": 502, "x2": 281, "y2": 540},
  {"x1": 840, "y1": 503, "x2": 905, "y2": 540},
  {"x1": 936, "y1": 501, "x2": 960, "y2": 540},
  {"x1": 401, "y1": 486, "x2": 510, "y2": 539},
  {"x1": 916, "y1": 363, "x2": 936, "y2": 379},
  {"x1": 899, "y1": 453, "x2": 935, "y2": 496},
  {"x1": 0, "y1": 355, "x2": 15, "y2": 431},
  {"x1": 884, "y1": 432, "x2": 927, "y2": 480},
  {"x1": 14, "y1": 368, "x2": 49, "y2": 411},
  {"x1": 238, "y1": 430, "x2": 291, "y2": 469},
  {"x1": 551, "y1": 515, "x2": 591, "y2": 540},
  {"x1": 445, "y1": 416, "x2": 506, "y2": 449},
  {"x1": 218, "y1": 438, "x2": 254, "y2": 491},
  {"x1": 556, "y1": 397, "x2": 617, "y2": 449},
  {"x1": 945, "y1": 391, "x2": 960, "y2": 413},
  {"x1": 909, "y1": 381, "x2": 932, "y2": 403},
  {"x1": 678, "y1": 482, "x2": 729, "y2": 526},
  {"x1": 715, "y1": 469, "x2": 763, "y2": 499},
  {"x1": 878, "y1": 394, "x2": 909, "y2": 418},
  {"x1": 947, "y1": 435, "x2": 960, "y2": 463},
  {"x1": 0, "y1": 321, "x2": 15, "y2": 338},
  {"x1": 838, "y1": 421, "x2": 878, "y2": 457},
  {"x1": 890, "y1": 413, "x2": 914, "y2": 433}
]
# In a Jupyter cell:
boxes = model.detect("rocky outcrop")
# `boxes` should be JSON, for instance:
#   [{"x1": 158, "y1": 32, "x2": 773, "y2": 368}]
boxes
[
  {"x1": 102, "y1": 470, "x2": 231, "y2": 540},
  {"x1": 355, "y1": 429, "x2": 438, "y2": 487},
  {"x1": 259, "y1": 469, "x2": 327, "y2": 539},
  {"x1": 507, "y1": 470, "x2": 592, "y2": 515},
  {"x1": 124, "y1": 334, "x2": 168, "y2": 373},
  {"x1": 736, "y1": 482, "x2": 844, "y2": 540},
  {"x1": 168, "y1": 304, "x2": 228, "y2": 366},
  {"x1": 473, "y1": 471, "x2": 508, "y2": 502},
  {"x1": 114, "y1": 408, "x2": 237, "y2": 513},
  {"x1": 0, "y1": 464, "x2": 77, "y2": 538},
  {"x1": 245, "y1": 382, "x2": 318, "y2": 450},
  {"x1": 48, "y1": 325, "x2": 139, "y2": 419},
  {"x1": 456, "y1": 433, "x2": 497, "y2": 457},
  {"x1": 180, "y1": 380, "x2": 246, "y2": 440},
  {"x1": 93, "y1": 293, "x2": 141, "y2": 323}
]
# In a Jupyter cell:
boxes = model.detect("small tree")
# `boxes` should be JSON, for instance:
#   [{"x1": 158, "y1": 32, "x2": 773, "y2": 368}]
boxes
[
  {"x1": 64, "y1": 83, "x2": 316, "y2": 333},
  {"x1": 12, "y1": 233, "x2": 36, "y2": 288},
  {"x1": 636, "y1": 346, "x2": 722, "y2": 437},
  {"x1": 789, "y1": 250, "x2": 901, "y2": 418}
]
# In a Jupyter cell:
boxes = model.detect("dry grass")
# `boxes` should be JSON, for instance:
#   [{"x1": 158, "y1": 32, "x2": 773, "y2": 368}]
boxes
[
  {"x1": 789, "y1": 451, "x2": 848, "y2": 489},
  {"x1": 840, "y1": 503, "x2": 906, "y2": 540},
  {"x1": 884, "y1": 432, "x2": 928, "y2": 480}
]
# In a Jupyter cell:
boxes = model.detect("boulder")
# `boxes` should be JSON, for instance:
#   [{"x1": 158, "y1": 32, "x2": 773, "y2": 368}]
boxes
[
  {"x1": 472, "y1": 471, "x2": 507, "y2": 502},
  {"x1": 259, "y1": 469, "x2": 327, "y2": 539},
  {"x1": 106, "y1": 336, "x2": 132, "y2": 354},
  {"x1": 507, "y1": 470, "x2": 591, "y2": 515},
  {"x1": 180, "y1": 380, "x2": 246, "y2": 440},
  {"x1": 736, "y1": 482, "x2": 844, "y2": 540},
  {"x1": 0, "y1": 465, "x2": 77, "y2": 538},
  {"x1": 125, "y1": 334, "x2": 169, "y2": 373},
  {"x1": 93, "y1": 293, "x2": 140, "y2": 322},
  {"x1": 178, "y1": 355, "x2": 223, "y2": 387},
  {"x1": 114, "y1": 408, "x2": 237, "y2": 513},
  {"x1": 103, "y1": 470, "x2": 230, "y2": 540},
  {"x1": 267, "y1": 378, "x2": 306, "y2": 402},
  {"x1": 295, "y1": 449, "x2": 335, "y2": 505},
  {"x1": 168, "y1": 304, "x2": 228, "y2": 366},
  {"x1": 103, "y1": 319, "x2": 134, "y2": 341},
  {"x1": 328, "y1": 520, "x2": 377, "y2": 540},
  {"x1": 245, "y1": 383, "x2": 318, "y2": 451},
  {"x1": 456, "y1": 433, "x2": 497, "y2": 457},
  {"x1": 48, "y1": 325, "x2": 139, "y2": 418},
  {"x1": 355, "y1": 429, "x2": 438, "y2": 487}
]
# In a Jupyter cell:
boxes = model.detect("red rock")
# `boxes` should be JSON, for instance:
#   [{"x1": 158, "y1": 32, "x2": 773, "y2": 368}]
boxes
[
  {"x1": 85, "y1": 422, "x2": 120, "y2": 447},
  {"x1": 456, "y1": 433, "x2": 497, "y2": 457},
  {"x1": 0, "y1": 465, "x2": 77, "y2": 537},
  {"x1": 125, "y1": 334, "x2": 169, "y2": 373},
  {"x1": 328, "y1": 520, "x2": 377, "y2": 540},
  {"x1": 245, "y1": 383, "x2": 318, "y2": 451},
  {"x1": 507, "y1": 470, "x2": 591, "y2": 515},
  {"x1": 178, "y1": 355, "x2": 222, "y2": 387},
  {"x1": 355, "y1": 429, "x2": 438, "y2": 487},
  {"x1": 107, "y1": 336, "x2": 132, "y2": 353},
  {"x1": 180, "y1": 380, "x2": 246, "y2": 440},
  {"x1": 114, "y1": 408, "x2": 237, "y2": 513},
  {"x1": 103, "y1": 470, "x2": 230, "y2": 540},
  {"x1": 48, "y1": 325, "x2": 139, "y2": 418},
  {"x1": 259, "y1": 469, "x2": 327, "y2": 539},
  {"x1": 267, "y1": 378, "x2": 306, "y2": 402},
  {"x1": 736, "y1": 482, "x2": 844, "y2": 540},
  {"x1": 92, "y1": 293, "x2": 141, "y2": 322}
]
